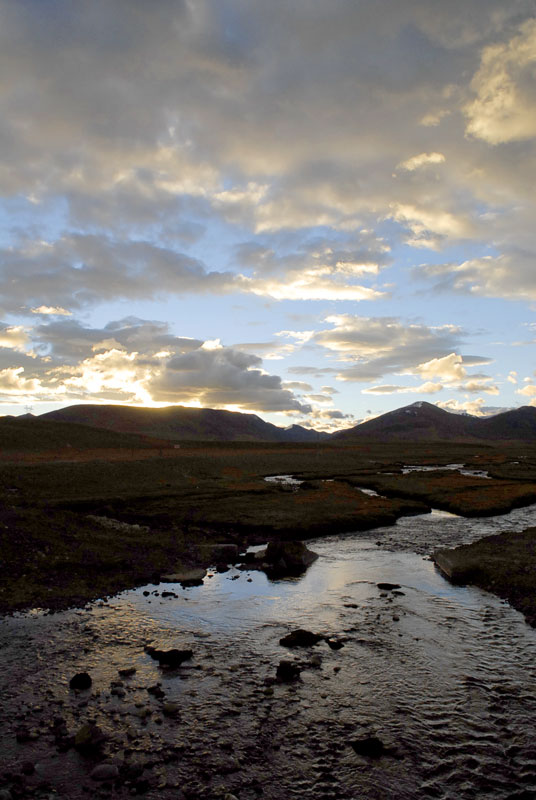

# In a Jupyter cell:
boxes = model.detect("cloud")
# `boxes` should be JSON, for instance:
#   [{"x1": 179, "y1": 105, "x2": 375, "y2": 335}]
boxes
[
  {"x1": 9, "y1": 316, "x2": 311, "y2": 414},
  {"x1": 413, "y1": 353, "x2": 466, "y2": 382},
  {"x1": 313, "y1": 314, "x2": 467, "y2": 381},
  {"x1": 416, "y1": 253, "x2": 536, "y2": 300},
  {"x1": 517, "y1": 383, "x2": 536, "y2": 398},
  {"x1": 0, "y1": 235, "x2": 240, "y2": 316},
  {"x1": 31, "y1": 306, "x2": 72, "y2": 316},
  {"x1": 0, "y1": 367, "x2": 45, "y2": 399},
  {"x1": 460, "y1": 378, "x2": 499, "y2": 395},
  {"x1": 464, "y1": 19, "x2": 536, "y2": 145},
  {"x1": 0, "y1": 325, "x2": 29, "y2": 351},
  {"x1": 435, "y1": 398, "x2": 496, "y2": 416},
  {"x1": 397, "y1": 152, "x2": 446, "y2": 171},
  {"x1": 362, "y1": 381, "x2": 443, "y2": 395}
]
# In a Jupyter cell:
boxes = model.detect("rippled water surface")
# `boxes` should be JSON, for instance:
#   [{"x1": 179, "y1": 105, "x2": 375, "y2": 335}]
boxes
[{"x1": 1, "y1": 505, "x2": 536, "y2": 799}]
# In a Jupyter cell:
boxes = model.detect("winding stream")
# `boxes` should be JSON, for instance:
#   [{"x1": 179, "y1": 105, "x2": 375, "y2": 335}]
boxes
[{"x1": 1, "y1": 504, "x2": 536, "y2": 799}]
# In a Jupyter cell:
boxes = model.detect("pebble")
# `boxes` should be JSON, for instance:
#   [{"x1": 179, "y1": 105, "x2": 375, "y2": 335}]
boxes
[{"x1": 90, "y1": 763, "x2": 120, "y2": 781}]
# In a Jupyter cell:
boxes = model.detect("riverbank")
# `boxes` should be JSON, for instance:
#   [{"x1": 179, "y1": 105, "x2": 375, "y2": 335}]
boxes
[
  {"x1": 1, "y1": 441, "x2": 535, "y2": 614},
  {"x1": 433, "y1": 526, "x2": 536, "y2": 626}
]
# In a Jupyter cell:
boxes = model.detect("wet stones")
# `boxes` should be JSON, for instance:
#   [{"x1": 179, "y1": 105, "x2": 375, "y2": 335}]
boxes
[
  {"x1": 69, "y1": 671, "x2": 92, "y2": 690},
  {"x1": 377, "y1": 582, "x2": 401, "y2": 591},
  {"x1": 118, "y1": 666, "x2": 136, "y2": 678},
  {"x1": 160, "y1": 568, "x2": 206, "y2": 587},
  {"x1": 276, "y1": 660, "x2": 302, "y2": 682},
  {"x1": 145, "y1": 645, "x2": 193, "y2": 668},
  {"x1": 279, "y1": 629, "x2": 324, "y2": 648},
  {"x1": 74, "y1": 722, "x2": 107, "y2": 754},
  {"x1": 326, "y1": 637, "x2": 345, "y2": 651},
  {"x1": 349, "y1": 735, "x2": 386, "y2": 758},
  {"x1": 90, "y1": 763, "x2": 120, "y2": 782},
  {"x1": 263, "y1": 540, "x2": 319, "y2": 577}
]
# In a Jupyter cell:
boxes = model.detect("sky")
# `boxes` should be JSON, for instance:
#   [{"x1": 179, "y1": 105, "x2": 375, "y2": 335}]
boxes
[{"x1": 1, "y1": 0, "x2": 536, "y2": 431}]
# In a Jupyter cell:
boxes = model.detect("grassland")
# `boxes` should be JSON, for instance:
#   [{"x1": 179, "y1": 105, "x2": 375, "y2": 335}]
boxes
[{"x1": 1, "y1": 433, "x2": 536, "y2": 613}]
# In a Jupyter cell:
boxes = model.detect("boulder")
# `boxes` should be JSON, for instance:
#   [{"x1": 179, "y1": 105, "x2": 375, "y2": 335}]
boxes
[
  {"x1": 160, "y1": 568, "x2": 206, "y2": 587},
  {"x1": 276, "y1": 660, "x2": 302, "y2": 682},
  {"x1": 69, "y1": 672, "x2": 92, "y2": 691},
  {"x1": 376, "y1": 583, "x2": 401, "y2": 591},
  {"x1": 74, "y1": 723, "x2": 107, "y2": 753},
  {"x1": 263, "y1": 540, "x2": 318, "y2": 577},
  {"x1": 279, "y1": 629, "x2": 324, "y2": 648},
  {"x1": 350, "y1": 735, "x2": 386, "y2": 758},
  {"x1": 146, "y1": 645, "x2": 193, "y2": 668}
]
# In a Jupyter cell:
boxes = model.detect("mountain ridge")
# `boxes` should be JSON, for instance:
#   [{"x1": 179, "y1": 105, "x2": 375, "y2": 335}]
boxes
[
  {"x1": 28, "y1": 400, "x2": 536, "y2": 444},
  {"x1": 40, "y1": 404, "x2": 330, "y2": 443}
]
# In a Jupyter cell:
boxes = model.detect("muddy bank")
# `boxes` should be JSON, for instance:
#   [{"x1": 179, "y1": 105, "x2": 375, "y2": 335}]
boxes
[
  {"x1": 345, "y1": 471, "x2": 536, "y2": 516},
  {"x1": 434, "y1": 526, "x2": 536, "y2": 626},
  {"x1": 0, "y1": 481, "x2": 426, "y2": 613}
]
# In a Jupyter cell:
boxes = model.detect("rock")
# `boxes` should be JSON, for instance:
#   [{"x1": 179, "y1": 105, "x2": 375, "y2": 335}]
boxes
[
  {"x1": 276, "y1": 660, "x2": 302, "y2": 682},
  {"x1": 69, "y1": 672, "x2": 92, "y2": 690},
  {"x1": 0, "y1": 790, "x2": 12, "y2": 800},
  {"x1": 20, "y1": 761, "x2": 35, "y2": 776},
  {"x1": 74, "y1": 723, "x2": 107, "y2": 753},
  {"x1": 15, "y1": 726, "x2": 31, "y2": 743},
  {"x1": 326, "y1": 638, "x2": 345, "y2": 650},
  {"x1": 350, "y1": 735, "x2": 386, "y2": 758},
  {"x1": 279, "y1": 629, "x2": 324, "y2": 648},
  {"x1": 264, "y1": 540, "x2": 319, "y2": 576},
  {"x1": 308, "y1": 654, "x2": 323, "y2": 668},
  {"x1": 90, "y1": 763, "x2": 120, "y2": 781},
  {"x1": 118, "y1": 667, "x2": 137, "y2": 677},
  {"x1": 146, "y1": 645, "x2": 193, "y2": 668},
  {"x1": 146, "y1": 684, "x2": 166, "y2": 698},
  {"x1": 377, "y1": 583, "x2": 401, "y2": 591},
  {"x1": 162, "y1": 702, "x2": 180, "y2": 718},
  {"x1": 160, "y1": 568, "x2": 206, "y2": 587}
]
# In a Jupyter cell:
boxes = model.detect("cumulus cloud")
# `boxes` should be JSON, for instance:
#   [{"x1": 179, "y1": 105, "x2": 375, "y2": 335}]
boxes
[
  {"x1": 313, "y1": 314, "x2": 467, "y2": 381},
  {"x1": 0, "y1": 325, "x2": 29, "y2": 351},
  {"x1": 2, "y1": 316, "x2": 311, "y2": 414},
  {"x1": 464, "y1": 19, "x2": 536, "y2": 145},
  {"x1": 412, "y1": 353, "x2": 467, "y2": 382},
  {"x1": 151, "y1": 345, "x2": 311, "y2": 412}
]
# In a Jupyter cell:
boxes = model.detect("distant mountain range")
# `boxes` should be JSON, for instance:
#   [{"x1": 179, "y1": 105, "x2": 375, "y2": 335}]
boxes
[
  {"x1": 40, "y1": 404, "x2": 330, "y2": 443},
  {"x1": 332, "y1": 401, "x2": 536, "y2": 442},
  {"x1": 4, "y1": 400, "x2": 535, "y2": 446}
]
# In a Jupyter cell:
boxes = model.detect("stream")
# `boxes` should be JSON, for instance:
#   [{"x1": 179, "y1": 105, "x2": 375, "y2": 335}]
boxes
[{"x1": 1, "y1": 504, "x2": 536, "y2": 799}]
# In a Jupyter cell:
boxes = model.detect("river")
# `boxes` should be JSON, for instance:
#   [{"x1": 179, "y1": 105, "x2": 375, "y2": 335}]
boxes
[{"x1": 1, "y1": 504, "x2": 536, "y2": 799}]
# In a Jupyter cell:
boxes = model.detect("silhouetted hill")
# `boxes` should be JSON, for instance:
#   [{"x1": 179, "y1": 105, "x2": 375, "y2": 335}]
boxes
[
  {"x1": 0, "y1": 416, "x2": 158, "y2": 451},
  {"x1": 478, "y1": 406, "x2": 536, "y2": 440},
  {"x1": 40, "y1": 404, "x2": 330, "y2": 443},
  {"x1": 333, "y1": 402, "x2": 536, "y2": 442}
]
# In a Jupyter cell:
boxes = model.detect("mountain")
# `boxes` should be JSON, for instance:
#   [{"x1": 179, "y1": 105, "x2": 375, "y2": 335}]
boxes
[
  {"x1": 0, "y1": 416, "x2": 159, "y2": 451},
  {"x1": 40, "y1": 404, "x2": 330, "y2": 443},
  {"x1": 478, "y1": 405, "x2": 536, "y2": 440},
  {"x1": 333, "y1": 401, "x2": 536, "y2": 442}
]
